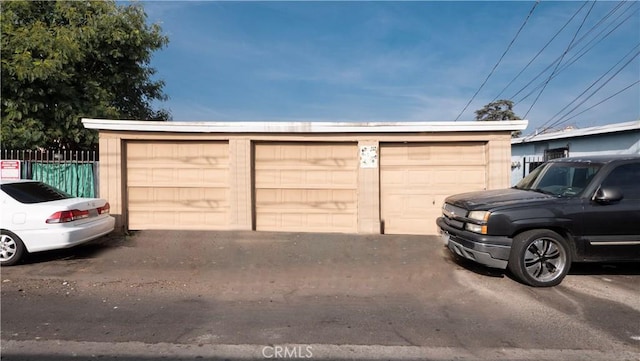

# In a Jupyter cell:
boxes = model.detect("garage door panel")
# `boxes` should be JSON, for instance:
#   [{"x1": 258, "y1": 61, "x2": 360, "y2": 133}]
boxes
[
  {"x1": 255, "y1": 189, "x2": 356, "y2": 212},
  {"x1": 129, "y1": 210, "x2": 228, "y2": 226},
  {"x1": 256, "y1": 170, "x2": 356, "y2": 189},
  {"x1": 381, "y1": 142, "x2": 486, "y2": 235},
  {"x1": 128, "y1": 143, "x2": 228, "y2": 169},
  {"x1": 382, "y1": 143, "x2": 485, "y2": 166},
  {"x1": 381, "y1": 169, "x2": 407, "y2": 186},
  {"x1": 383, "y1": 195, "x2": 406, "y2": 214},
  {"x1": 383, "y1": 215, "x2": 440, "y2": 235},
  {"x1": 129, "y1": 210, "x2": 228, "y2": 230},
  {"x1": 432, "y1": 167, "x2": 486, "y2": 189},
  {"x1": 126, "y1": 169, "x2": 149, "y2": 185},
  {"x1": 128, "y1": 157, "x2": 228, "y2": 168},
  {"x1": 130, "y1": 210, "x2": 228, "y2": 223},
  {"x1": 257, "y1": 212, "x2": 356, "y2": 233},
  {"x1": 128, "y1": 187, "x2": 228, "y2": 211},
  {"x1": 255, "y1": 145, "x2": 357, "y2": 170},
  {"x1": 254, "y1": 142, "x2": 357, "y2": 233},
  {"x1": 128, "y1": 168, "x2": 227, "y2": 187},
  {"x1": 280, "y1": 170, "x2": 307, "y2": 186},
  {"x1": 126, "y1": 141, "x2": 229, "y2": 230}
]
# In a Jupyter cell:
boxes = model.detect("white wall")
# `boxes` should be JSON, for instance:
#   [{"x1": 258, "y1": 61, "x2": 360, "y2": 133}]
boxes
[{"x1": 510, "y1": 131, "x2": 640, "y2": 185}]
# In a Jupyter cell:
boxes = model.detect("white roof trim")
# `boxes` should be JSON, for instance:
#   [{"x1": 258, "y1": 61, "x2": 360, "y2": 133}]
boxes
[
  {"x1": 82, "y1": 118, "x2": 528, "y2": 133},
  {"x1": 512, "y1": 120, "x2": 640, "y2": 144}
]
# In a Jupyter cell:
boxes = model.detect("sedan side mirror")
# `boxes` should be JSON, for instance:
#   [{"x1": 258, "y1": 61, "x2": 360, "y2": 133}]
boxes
[{"x1": 593, "y1": 187, "x2": 623, "y2": 204}]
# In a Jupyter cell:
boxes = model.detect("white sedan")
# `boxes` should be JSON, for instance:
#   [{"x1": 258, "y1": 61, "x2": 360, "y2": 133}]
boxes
[{"x1": 0, "y1": 180, "x2": 115, "y2": 266}]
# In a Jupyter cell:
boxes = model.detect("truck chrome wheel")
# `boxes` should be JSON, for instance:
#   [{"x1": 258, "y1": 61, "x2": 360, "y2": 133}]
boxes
[
  {"x1": 523, "y1": 238, "x2": 567, "y2": 283},
  {"x1": 509, "y1": 230, "x2": 571, "y2": 287}
]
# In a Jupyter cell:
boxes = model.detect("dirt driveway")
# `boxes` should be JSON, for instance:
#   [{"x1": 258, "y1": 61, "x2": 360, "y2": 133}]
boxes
[{"x1": 1, "y1": 230, "x2": 639, "y2": 360}]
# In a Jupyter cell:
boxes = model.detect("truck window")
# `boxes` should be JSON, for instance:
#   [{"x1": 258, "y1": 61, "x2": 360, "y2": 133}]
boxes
[
  {"x1": 515, "y1": 162, "x2": 601, "y2": 197},
  {"x1": 601, "y1": 163, "x2": 640, "y2": 200}
]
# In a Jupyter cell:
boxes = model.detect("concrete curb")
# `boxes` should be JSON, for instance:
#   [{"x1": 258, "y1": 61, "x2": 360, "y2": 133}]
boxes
[{"x1": 2, "y1": 339, "x2": 638, "y2": 361}]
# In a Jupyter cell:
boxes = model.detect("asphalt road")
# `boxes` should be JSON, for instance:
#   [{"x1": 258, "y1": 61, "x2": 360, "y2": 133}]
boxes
[{"x1": 1, "y1": 230, "x2": 639, "y2": 361}]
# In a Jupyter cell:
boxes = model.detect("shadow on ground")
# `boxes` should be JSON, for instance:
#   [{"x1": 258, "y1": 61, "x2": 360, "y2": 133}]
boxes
[
  {"x1": 569, "y1": 262, "x2": 640, "y2": 276},
  {"x1": 18, "y1": 234, "x2": 128, "y2": 266},
  {"x1": 446, "y1": 250, "x2": 640, "y2": 283}
]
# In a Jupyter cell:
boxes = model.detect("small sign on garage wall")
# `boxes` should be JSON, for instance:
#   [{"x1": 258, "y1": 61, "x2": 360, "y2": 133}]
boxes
[
  {"x1": 359, "y1": 145, "x2": 378, "y2": 168},
  {"x1": 1, "y1": 160, "x2": 21, "y2": 180}
]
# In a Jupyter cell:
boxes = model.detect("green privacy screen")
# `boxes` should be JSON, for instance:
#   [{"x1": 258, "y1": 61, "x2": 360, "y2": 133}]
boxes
[{"x1": 31, "y1": 163, "x2": 96, "y2": 198}]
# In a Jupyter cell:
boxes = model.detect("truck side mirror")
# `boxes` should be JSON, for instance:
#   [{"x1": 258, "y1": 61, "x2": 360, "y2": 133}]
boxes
[{"x1": 593, "y1": 187, "x2": 623, "y2": 204}]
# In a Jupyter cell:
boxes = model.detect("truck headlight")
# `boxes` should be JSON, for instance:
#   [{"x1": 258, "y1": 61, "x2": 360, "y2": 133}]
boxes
[
  {"x1": 465, "y1": 211, "x2": 491, "y2": 234},
  {"x1": 468, "y1": 211, "x2": 491, "y2": 221}
]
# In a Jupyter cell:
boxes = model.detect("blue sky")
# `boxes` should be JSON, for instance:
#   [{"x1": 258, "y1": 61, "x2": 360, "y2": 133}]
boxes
[{"x1": 140, "y1": 1, "x2": 639, "y2": 135}]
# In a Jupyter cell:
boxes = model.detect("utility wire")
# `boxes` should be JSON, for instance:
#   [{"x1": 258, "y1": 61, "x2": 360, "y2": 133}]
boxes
[
  {"x1": 526, "y1": 3, "x2": 639, "y2": 135},
  {"x1": 492, "y1": 1, "x2": 591, "y2": 102},
  {"x1": 524, "y1": 75, "x2": 639, "y2": 141},
  {"x1": 552, "y1": 80, "x2": 640, "y2": 125},
  {"x1": 509, "y1": 1, "x2": 591, "y2": 102},
  {"x1": 551, "y1": 2, "x2": 638, "y2": 81},
  {"x1": 558, "y1": 1, "x2": 636, "y2": 70},
  {"x1": 543, "y1": 43, "x2": 640, "y2": 127},
  {"x1": 454, "y1": 0, "x2": 540, "y2": 121},
  {"x1": 514, "y1": 1, "x2": 638, "y2": 104},
  {"x1": 522, "y1": 0, "x2": 597, "y2": 119},
  {"x1": 541, "y1": 50, "x2": 640, "y2": 132}
]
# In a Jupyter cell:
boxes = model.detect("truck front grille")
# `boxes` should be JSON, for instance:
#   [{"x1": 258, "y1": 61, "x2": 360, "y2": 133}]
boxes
[{"x1": 442, "y1": 203, "x2": 467, "y2": 229}]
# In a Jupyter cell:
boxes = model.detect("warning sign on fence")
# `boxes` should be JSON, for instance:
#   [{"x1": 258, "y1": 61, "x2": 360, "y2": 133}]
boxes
[{"x1": 1, "y1": 160, "x2": 21, "y2": 180}]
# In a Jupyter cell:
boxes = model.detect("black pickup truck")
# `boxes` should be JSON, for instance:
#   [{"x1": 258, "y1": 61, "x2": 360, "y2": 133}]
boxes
[{"x1": 436, "y1": 155, "x2": 640, "y2": 287}]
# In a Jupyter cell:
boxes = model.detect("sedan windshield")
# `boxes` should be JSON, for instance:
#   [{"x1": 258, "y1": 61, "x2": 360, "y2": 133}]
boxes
[{"x1": 514, "y1": 162, "x2": 601, "y2": 197}]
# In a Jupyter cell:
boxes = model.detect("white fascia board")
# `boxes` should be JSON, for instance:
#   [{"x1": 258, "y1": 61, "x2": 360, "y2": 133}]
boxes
[
  {"x1": 512, "y1": 120, "x2": 640, "y2": 144},
  {"x1": 82, "y1": 118, "x2": 528, "y2": 133}
]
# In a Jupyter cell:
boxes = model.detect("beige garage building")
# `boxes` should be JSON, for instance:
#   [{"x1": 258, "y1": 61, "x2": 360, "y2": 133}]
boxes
[{"x1": 83, "y1": 119, "x2": 527, "y2": 235}]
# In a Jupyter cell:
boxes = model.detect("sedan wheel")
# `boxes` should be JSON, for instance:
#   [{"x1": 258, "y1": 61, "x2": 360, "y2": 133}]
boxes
[
  {"x1": 0, "y1": 231, "x2": 25, "y2": 266},
  {"x1": 508, "y1": 230, "x2": 571, "y2": 287}
]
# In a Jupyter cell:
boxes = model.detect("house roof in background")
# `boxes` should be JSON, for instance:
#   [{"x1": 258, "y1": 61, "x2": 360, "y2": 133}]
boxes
[{"x1": 512, "y1": 120, "x2": 640, "y2": 144}]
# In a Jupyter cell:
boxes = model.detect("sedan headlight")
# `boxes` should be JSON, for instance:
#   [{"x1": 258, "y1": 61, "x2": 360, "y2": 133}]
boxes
[{"x1": 465, "y1": 211, "x2": 491, "y2": 234}]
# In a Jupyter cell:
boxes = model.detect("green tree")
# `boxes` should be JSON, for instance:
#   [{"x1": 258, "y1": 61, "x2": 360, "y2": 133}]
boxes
[
  {"x1": 1, "y1": 0, "x2": 170, "y2": 150},
  {"x1": 475, "y1": 99, "x2": 522, "y2": 137},
  {"x1": 475, "y1": 99, "x2": 521, "y2": 121}
]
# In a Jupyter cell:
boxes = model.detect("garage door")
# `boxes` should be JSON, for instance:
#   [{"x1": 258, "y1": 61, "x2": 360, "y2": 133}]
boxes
[
  {"x1": 255, "y1": 142, "x2": 358, "y2": 233},
  {"x1": 126, "y1": 141, "x2": 229, "y2": 230},
  {"x1": 380, "y1": 142, "x2": 487, "y2": 235}
]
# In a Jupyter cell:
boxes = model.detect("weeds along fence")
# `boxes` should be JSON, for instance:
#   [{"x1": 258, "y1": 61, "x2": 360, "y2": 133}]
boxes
[{"x1": 1, "y1": 149, "x2": 98, "y2": 198}]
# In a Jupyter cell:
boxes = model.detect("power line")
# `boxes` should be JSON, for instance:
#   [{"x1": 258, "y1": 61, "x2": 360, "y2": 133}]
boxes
[
  {"x1": 543, "y1": 43, "x2": 640, "y2": 127},
  {"x1": 514, "y1": 1, "x2": 638, "y2": 105},
  {"x1": 525, "y1": 2, "x2": 639, "y2": 135},
  {"x1": 509, "y1": 1, "x2": 591, "y2": 102},
  {"x1": 549, "y1": 2, "x2": 639, "y2": 83},
  {"x1": 522, "y1": 0, "x2": 597, "y2": 119},
  {"x1": 540, "y1": 49, "x2": 640, "y2": 132},
  {"x1": 551, "y1": 80, "x2": 640, "y2": 125},
  {"x1": 454, "y1": 0, "x2": 540, "y2": 121},
  {"x1": 558, "y1": 1, "x2": 637, "y2": 71},
  {"x1": 492, "y1": 1, "x2": 591, "y2": 102}
]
